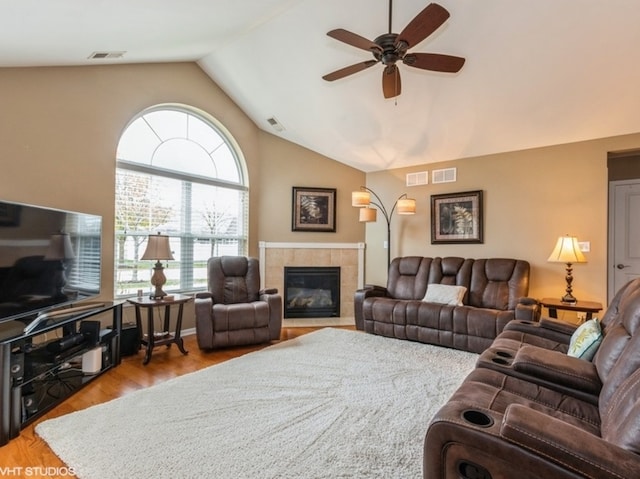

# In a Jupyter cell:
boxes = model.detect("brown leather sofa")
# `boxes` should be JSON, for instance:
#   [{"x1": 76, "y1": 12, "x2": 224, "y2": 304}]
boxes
[
  {"x1": 424, "y1": 278, "x2": 640, "y2": 479},
  {"x1": 194, "y1": 256, "x2": 282, "y2": 349},
  {"x1": 354, "y1": 257, "x2": 536, "y2": 354}
]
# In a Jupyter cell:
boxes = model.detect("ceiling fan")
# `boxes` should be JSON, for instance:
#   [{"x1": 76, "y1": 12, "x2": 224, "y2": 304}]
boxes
[{"x1": 322, "y1": 1, "x2": 465, "y2": 99}]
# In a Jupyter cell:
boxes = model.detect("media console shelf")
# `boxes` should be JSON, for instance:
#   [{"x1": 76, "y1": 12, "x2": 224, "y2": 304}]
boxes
[{"x1": 0, "y1": 301, "x2": 122, "y2": 446}]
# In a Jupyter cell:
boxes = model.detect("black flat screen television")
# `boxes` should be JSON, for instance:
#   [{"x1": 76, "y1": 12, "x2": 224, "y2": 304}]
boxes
[{"x1": 0, "y1": 200, "x2": 102, "y2": 325}]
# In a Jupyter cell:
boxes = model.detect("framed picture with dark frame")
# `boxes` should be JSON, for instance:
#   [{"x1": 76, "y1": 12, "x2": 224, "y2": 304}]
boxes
[
  {"x1": 292, "y1": 187, "x2": 336, "y2": 232},
  {"x1": 431, "y1": 190, "x2": 483, "y2": 244}
]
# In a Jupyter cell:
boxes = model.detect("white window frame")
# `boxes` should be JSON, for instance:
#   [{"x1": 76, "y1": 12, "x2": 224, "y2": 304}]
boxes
[{"x1": 114, "y1": 105, "x2": 249, "y2": 298}]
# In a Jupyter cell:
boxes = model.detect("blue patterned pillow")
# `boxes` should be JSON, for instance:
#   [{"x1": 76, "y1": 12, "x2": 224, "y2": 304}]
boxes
[{"x1": 567, "y1": 318, "x2": 602, "y2": 361}]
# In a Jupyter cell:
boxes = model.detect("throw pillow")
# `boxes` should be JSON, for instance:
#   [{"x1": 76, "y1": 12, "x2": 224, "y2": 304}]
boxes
[
  {"x1": 423, "y1": 284, "x2": 467, "y2": 306},
  {"x1": 567, "y1": 318, "x2": 602, "y2": 361}
]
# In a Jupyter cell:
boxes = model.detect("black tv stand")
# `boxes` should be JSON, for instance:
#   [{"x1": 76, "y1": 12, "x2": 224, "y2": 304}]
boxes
[{"x1": 0, "y1": 301, "x2": 122, "y2": 446}]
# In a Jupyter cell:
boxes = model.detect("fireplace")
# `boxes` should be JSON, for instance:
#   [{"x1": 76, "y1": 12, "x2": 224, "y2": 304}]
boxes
[{"x1": 284, "y1": 266, "x2": 340, "y2": 318}]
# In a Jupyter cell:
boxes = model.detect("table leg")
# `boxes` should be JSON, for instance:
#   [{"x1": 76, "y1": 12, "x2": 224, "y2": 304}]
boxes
[
  {"x1": 143, "y1": 307, "x2": 154, "y2": 365},
  {"x1": 163, "y1": 305, "x2": 171, "y2": 349},
  {"x1": 548, "y1": 307, "x2": 558, "y2": 319},
  {"x1": 174, "y1": 303, "x2": 188, "y2": 356},
  {"x1": 134, "y1": 306, "x2": 143, "y2": 350}
]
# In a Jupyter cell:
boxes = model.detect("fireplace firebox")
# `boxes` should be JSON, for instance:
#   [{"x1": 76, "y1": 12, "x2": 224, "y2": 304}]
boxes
[{"x1": 284, "y1": 266, "x2": 340, "y2": 318}]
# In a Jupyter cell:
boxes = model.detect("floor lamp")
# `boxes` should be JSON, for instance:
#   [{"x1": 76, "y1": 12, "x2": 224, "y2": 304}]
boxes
[{"x1": 352, "y1": 186, "x2": 416, "y2": 267}]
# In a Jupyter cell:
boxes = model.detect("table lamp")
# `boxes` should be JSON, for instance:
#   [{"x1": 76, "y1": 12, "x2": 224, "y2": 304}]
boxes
[
  {"x1": 547, "y1": 235, "x2": 587, "y2": 304},
  {"x1": 141, "y1": 233, "x2": 174, "y2": 299}
]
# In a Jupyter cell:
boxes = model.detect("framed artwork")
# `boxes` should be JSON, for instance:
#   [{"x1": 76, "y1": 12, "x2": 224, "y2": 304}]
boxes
[
  {"x1": 292, "y1": 187, "x2": 336, "y2": 232},
  {"x1": 431, "y1": 190, "x2": 483, "y2": 244},
  {"x1": 0, "y1": 202, "x2": 21, "y2": 227}
]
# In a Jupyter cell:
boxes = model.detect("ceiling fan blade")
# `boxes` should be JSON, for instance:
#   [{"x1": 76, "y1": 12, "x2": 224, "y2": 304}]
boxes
[
  {"x1": 322, "y1": 60, "x2": 378, "y2": 82},
  {"x1": 397, "y1": 3, "x2": 450, "y2": 49},
  {"x1": 403, "y1": 53, "x2": 465, "y2": 73},
  {"x1": 327, "y1": 29, "x2": 382, "y2": 53},
  {"x1": 382, "y1": 65, "x2": 401, "y2": 99}
]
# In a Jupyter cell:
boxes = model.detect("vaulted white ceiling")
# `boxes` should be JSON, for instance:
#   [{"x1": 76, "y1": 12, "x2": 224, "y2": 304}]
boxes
[{"x1": 3, "y1": 0, "x2": 640, "y2": 171}]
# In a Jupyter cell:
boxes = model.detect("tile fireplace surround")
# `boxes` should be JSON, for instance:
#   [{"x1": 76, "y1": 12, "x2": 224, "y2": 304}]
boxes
[{"x1": 259, "y1": 242, "x2": 365, "y2": 327}]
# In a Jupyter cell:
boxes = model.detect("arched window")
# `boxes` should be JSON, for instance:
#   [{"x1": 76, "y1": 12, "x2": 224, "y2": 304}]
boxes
[{"x1": 114, "y1": 105, "x2": 248, "y2": 297}]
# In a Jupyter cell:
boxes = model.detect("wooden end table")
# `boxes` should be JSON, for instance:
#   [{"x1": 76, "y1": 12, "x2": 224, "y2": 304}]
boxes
[
  {"x1": 540, "y1": 297, "x2": 603, "y2": 322},
  {"x1": 127, "y1": 294, "x2": 192, "y2": 365}
]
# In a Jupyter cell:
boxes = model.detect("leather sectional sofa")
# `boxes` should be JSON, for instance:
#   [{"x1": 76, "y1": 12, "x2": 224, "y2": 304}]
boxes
[
  {"x1": 424, "y1": 278, "x2": 640, "y2": 479},
  {"x1": 354, "y1": 256, "x2": 536, "y2": 354}
]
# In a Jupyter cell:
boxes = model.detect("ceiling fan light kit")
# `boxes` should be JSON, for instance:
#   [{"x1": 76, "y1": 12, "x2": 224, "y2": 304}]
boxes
[{"x1": 322, "y1": 1, "x2": 465, "y2": 99}]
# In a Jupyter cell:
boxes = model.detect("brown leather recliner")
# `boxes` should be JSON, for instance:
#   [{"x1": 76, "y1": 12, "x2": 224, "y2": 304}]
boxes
[
  {"x1": 424, "y1": 279, "x2": 640, "y2": 479},
  {"x1": 194, "y1": 256, "x2": 282, "y2": 350}
]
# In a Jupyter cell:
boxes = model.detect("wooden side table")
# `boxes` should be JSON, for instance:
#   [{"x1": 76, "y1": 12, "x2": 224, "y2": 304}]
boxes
[
  {"x1": 127, "y1": 294, "x2": 192, "y2": 365},
  {"x1": 540, "y1": 297, "x2": 603, "y2": 322}
]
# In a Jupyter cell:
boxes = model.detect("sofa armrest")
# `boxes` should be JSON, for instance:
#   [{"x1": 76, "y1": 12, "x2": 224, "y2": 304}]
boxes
[
  {"x1": 354, "y1": 284, "x2": 389, "y2": 330},
  {"x1": 514, "y1": 297, "x2": 540, "y2": 321},
  {"x1": 512, "y1": 345, "x2": 602, "y2": 395},
  {"x1": 538, "y1": 317, "x2": 579, "y2": 334},
  {"x1": 504, "y1": 316, "x2": 577, "y2": 344},
  {"x1": 195, "y1": 291, "x2": 213, "y2": 300},
  {"x1": 259, "y1": 290, "x2": 282, "y2": 340},
  {"x1": 501, "y1": 404, "x2": 640, "y2": 479}
]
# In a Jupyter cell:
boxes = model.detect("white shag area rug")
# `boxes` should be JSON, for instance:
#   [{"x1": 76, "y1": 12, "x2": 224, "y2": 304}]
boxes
[{"x1": 37, "y1": 328, "x2": 477, "y2": 479}]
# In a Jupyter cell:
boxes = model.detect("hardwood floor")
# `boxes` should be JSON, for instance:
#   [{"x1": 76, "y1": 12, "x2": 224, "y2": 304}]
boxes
[{"x1": 2, "y1": 326, "x2": 348, "y2": 477}]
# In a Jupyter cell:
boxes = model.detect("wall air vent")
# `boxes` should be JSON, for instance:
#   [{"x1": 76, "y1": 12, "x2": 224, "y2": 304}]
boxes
[
  {"x1": 406, "y1": 171, "x2": 428, "y2": 187},
  {"x1": 432, "y1": 167, "x2": 457, "y2": 184},
  {"x1": 266, "y1": 117, "x2": 285, "y2": 132},
  {"x1": 88, "y1": 51, "x2": 126, "y2": 60}
]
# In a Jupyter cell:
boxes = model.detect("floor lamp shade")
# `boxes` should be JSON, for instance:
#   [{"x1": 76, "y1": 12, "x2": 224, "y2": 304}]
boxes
[
  {"x1": 352, "y1": 191, "x2": 370, "y2": 207},
  {"x1": 396, "y1": 198, "x2": 416, "y2": 214},
  {"x1": 359, "y1": 207, "x2": 377, "y2": 222},
  {"x1": 547, "y1": 235, "x2": 586, "y2": 304},
  {"x1": 141, "y1": 233, "x2": 174, "y2": 299}
]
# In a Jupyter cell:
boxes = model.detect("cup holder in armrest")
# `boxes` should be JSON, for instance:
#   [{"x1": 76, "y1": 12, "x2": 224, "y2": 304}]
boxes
[
  {"x1": 462, "y1": 409, "x2": 494, "y2": 428},
  {"x1": 491, "y1": 357, "x2": 511, "y2": 366},
  {"x1": 495, "y1": 350, "x2": 513, "y2": 359}
]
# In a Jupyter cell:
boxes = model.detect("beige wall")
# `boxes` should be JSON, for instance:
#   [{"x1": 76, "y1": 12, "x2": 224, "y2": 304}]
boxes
[
  {"x1": 256, "y1": 131, "x2": 365, "y2": 244},
  {"x1": 363, "y1": 134, "x2": 640, "y2": 314},
  {"x1": 0, "y1": 63, "x2": 365, "y2": 329},
  {"x1": 1, "y1": 61, "x2": 640, "y2": 327}
]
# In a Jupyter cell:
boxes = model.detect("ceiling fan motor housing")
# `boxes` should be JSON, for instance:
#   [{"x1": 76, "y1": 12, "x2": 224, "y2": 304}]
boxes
[{"x1": 373, "y1": 33, "x2": 408, "y2": 66}]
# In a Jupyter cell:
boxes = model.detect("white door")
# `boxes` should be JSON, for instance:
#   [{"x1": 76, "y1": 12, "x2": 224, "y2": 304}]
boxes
[{"x1": 609, "y1": 180, "x2": 640, "y2": 299}]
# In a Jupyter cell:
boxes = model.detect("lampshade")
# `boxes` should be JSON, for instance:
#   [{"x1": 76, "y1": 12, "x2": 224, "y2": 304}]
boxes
[
  {"x1": 44, "y1": 233, "x2": 75, "y2": 260},
  {"x1": 396, "y1": 198, "x2": 416, "y2": 215},
  {"x1": 547, "y1": 236, "x2": 586, "y2": 264},
  {"x1": 359, "y1": 207, "x2": 377, "y2": 222},
  {"x1": 352, "y1": 190, "x2": 371, "y2": 207},
  {"x1": 141, "y1": 233, "x2": 174, "y2": 261}
]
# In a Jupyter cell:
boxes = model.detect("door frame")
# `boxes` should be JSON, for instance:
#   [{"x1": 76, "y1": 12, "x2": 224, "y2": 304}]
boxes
[{"x1": 607, "y1": 178, "x2": 640, "y2": 301}]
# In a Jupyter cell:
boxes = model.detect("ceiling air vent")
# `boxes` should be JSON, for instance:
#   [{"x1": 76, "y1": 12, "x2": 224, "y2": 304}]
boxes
[
  {"x1": 266, "y1": 117, "x2": 285, "y2": 132},
  {"x1": 88, "y1": 51, "x2": 126, "y2": 60},
  {"x1": 432, "y1": 167, "x2": 457, "y2": 184},
  {"x1": 406, "y1": 171, "x2": 428, "y2": 187}
]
